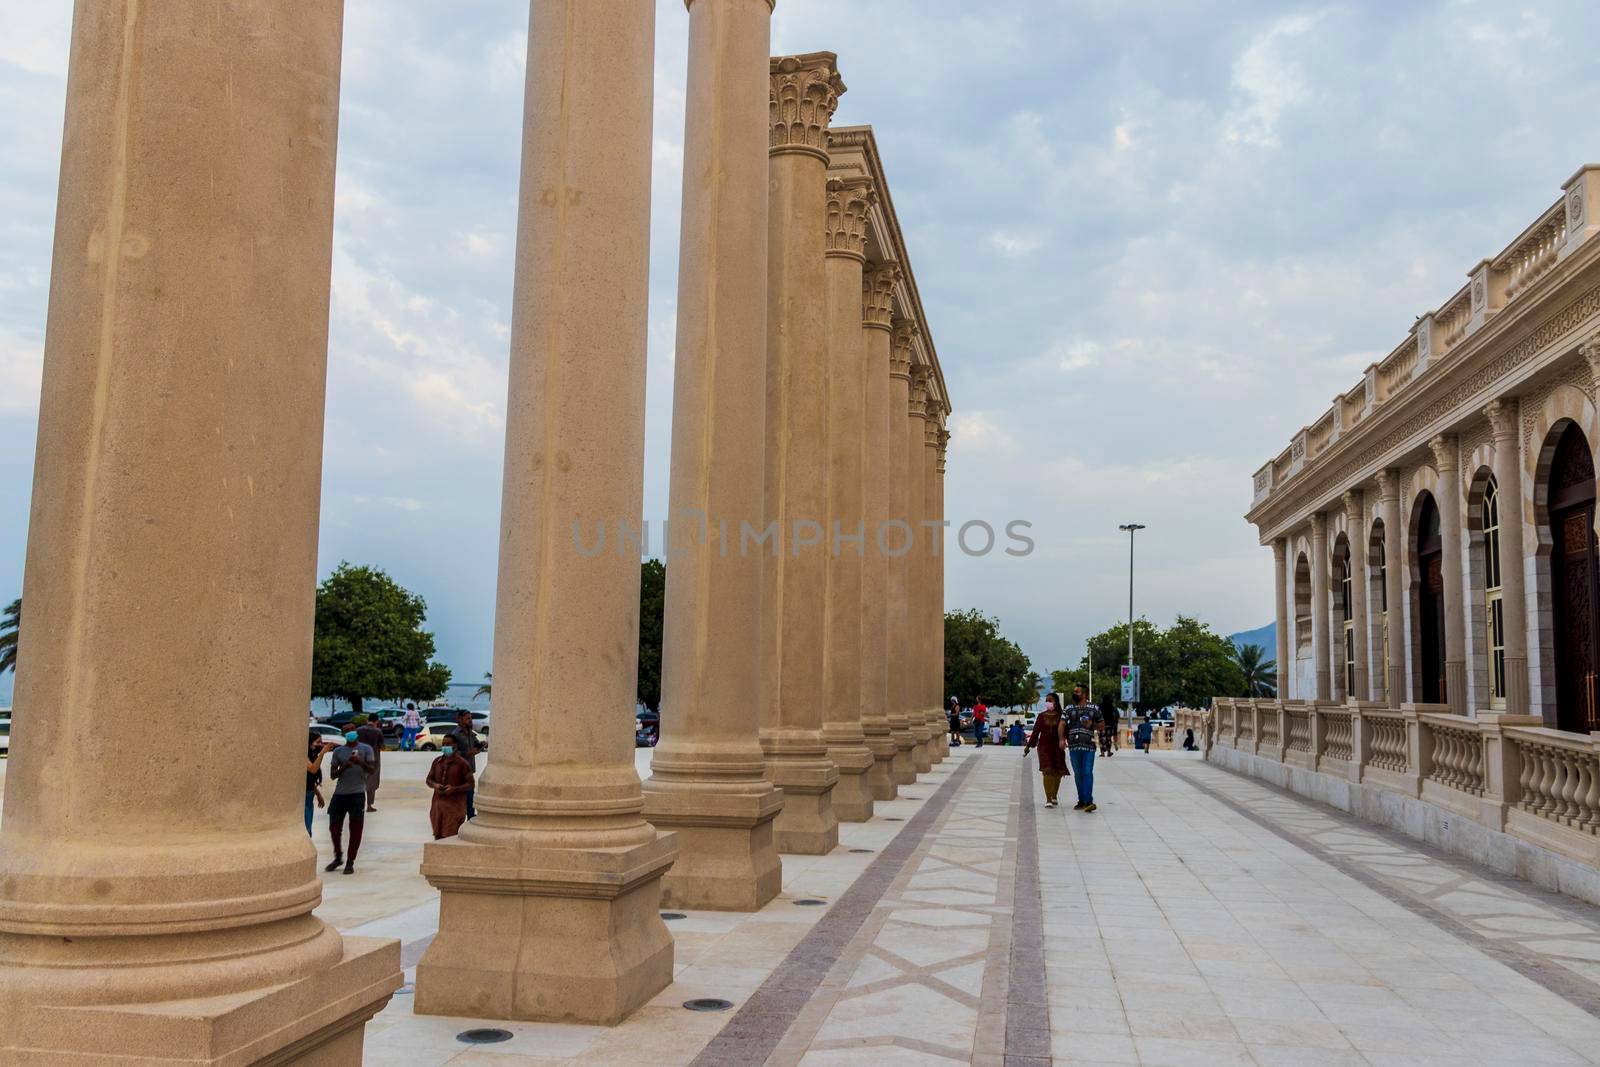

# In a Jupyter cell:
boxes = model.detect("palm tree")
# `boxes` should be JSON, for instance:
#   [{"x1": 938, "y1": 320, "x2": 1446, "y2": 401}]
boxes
[
  {"x1": 0, "y1": 598, "x2": 18, "y2": 675},
  {"x1": 1232, "y1": 643, "x2": 1277, "y2": 697},
  {"x1": 473, "y1": 672, "x2": 491, "y2": 700}
]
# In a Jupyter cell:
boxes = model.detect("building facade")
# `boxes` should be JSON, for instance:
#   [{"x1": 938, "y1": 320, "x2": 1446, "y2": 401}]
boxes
[{"x1": 1249, "y1": 166, "x2": 1600, "y2": 728}]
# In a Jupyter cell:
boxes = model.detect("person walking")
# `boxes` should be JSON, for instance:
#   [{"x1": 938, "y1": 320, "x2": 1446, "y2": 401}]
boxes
[
  {"x1": 354, "y1": 713, "x2": 385, "y2": 812},
  {"x1": 1099, "y1": 692, "x2": 1120, "y2": 756},
  {"x1": 447, "y1": 710, "x2": 483, "y2": 820},
  {"x1": 326, "y1": 729, "x2": 375, "y2": 875},
  {"x1": 425, "y1": 741, "x2": 475, "y2": 840},
  {"x1": 1023, "y1": 692, "x2": 1069, "y2": 808},
  {"x1": 1066, "y1": 685, "x2": 1104, "y2": 811},
  {"x1": 400, "y1": 702, "x2": 422, "y2": 752},
  {"x1": 305, "y1": 729, "x2": 334, "y2": 835},
  {"x1": 973, "y1": 698, "x2": 988, "y2": 748},
  {"x1": 948, "y1": 698, "x2": 963, "y2": 747}
]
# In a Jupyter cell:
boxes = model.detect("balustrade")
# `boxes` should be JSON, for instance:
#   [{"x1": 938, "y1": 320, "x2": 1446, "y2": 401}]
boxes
[
  {"x1": 1364, "y1": 712, "x2": 1409, "y2": 773},
  {"x1": 1508, "y1": 729, "x2": 1600, "y2": 835},
  {"x1": 1285, "y1": 707, "x2": 1312, "y2": 753},
  {"x1": 1500, "y1": 202, "x2": 1567, "y2": 300},
  {"x1": 1423, "y1": 717, "x2": 1485, "y2": 796},
  {"x1": 1320, "y1": 709, "x2": 1354, "y2": 762}
]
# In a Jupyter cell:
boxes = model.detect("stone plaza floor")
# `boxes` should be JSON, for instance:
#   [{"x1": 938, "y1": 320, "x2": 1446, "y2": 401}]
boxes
[{"x1": 10, "y1": 744, "x2": 1600, "y2": 1064}]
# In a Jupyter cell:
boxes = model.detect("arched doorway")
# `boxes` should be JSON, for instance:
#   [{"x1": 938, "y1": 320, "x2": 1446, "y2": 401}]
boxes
[
  {"x1": 1334, "y1": 535, "x2": 1354, "y2": 699},
  {"x1": 1294, "y1": 552, "x2": 1312, "y2": 698},
  {"x1": 1416, "y1": 493, "x2": 1446, "y2": 704},
  {"x1": 1369, "y1": 519, "x2": 1388, "y2": 700},
  {"x1": 1548, "y1": 423, "x2": 1598, "y2": 733}
]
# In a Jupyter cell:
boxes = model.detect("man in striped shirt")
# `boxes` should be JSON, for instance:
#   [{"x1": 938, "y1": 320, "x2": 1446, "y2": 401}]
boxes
[{"x1": 1065, "y1": 686, "x2": 1104, "y2": 812}]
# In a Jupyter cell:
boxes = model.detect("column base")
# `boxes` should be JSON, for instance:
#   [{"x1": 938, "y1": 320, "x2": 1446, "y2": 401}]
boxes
[
  {"x1": 890, "y1": 727, "x2": 918, "y2": 786},
  {"x1": 912, "y1": 722, "x2": 934, "y2": 774},
  {"x1": 643, "y1": 786, "x2": 783, "y2": 911},
  {"x1": 866, "y1": 735, "x2": 899, "y2": 802},
  {"x1": 416, "y1": 830, "x2": 676, "y2": 1024},
  {"x1": 766, "y1": 755, "x2": 840, "y2": 855},
  {"x1": 926, "y1": 712, "x2": 946, "y2": 765},
  {"x1": 0, "y1": 935, "x2": 399, "y2": 1065},
  {"x1": 828, "y1": 743, "x2": 876, "y2": 822}
]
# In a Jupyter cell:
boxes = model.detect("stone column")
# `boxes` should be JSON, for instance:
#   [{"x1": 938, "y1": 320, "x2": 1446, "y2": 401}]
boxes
[
  {"x1": 643, "y1": 0, "x2": 783, "y2": 911},
  {"x1": 822, "y1": 174, "x2": 877, "y2": 820},
  {"x1": 907, "y1": 367, "x2": 937, "y2": 772},
  {"x1": 759, "y1": 52, "x2": 844, "y2": 854},
  {"x1": 0, "y1": 4, "x2": 399, "y2": 1060},
  {"x1": 416, "y1": 1, "x2": 675, "y2": 1024},
  {"x1": 1273, "y1": 539, "x2": 1291, "y2": 698},
  {"x1": 921, "y1": 394, "x2": 946, "y2": 768},
  {"x1": 933, "y1": 421, "x2": 951, "y2": 761},
  {"x1": 885, "y1": 320, "x2": 920, "y2": 784},
  {"x1": 1311, "y1": 512, "x2": 1332, "y2": 701},
  {"x1": 1378, "y1": 469, "x2": 1407, "y2": 706},
  {"x1": 1344, "y1": 490, "x2": 1370, "y2": 702},
  {"x1": 1485, "y1": 400, "x2": 1530, "y2": 717},
  {"x1": 1431, "y1": 434, "x2": 1468, "y2": 713},
  {"x1": 862, "y1": 262, "x2": 902, "y2": 799}
]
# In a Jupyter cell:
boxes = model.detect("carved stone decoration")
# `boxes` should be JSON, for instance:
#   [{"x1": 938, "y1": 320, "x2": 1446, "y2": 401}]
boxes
[
  {"x1": 1484, "y1": 397, "x2": 1518, "y2": 443},
  {"x1": 1429, "y1": 433, "x2": 1458, "y2": 473},
  {"x1": 825, "y1": 176, "x2": 874, "y2": 261},
  {"x1": 890, "y1": 317, "x2": 915, "y2": 381},
  {"x1": 1473, "y1": 276, "x2": 1486, "y2": 311},
  {"x1": 936, "y1": 428, "x2": 950, "y2": 474},
  {"x1": 1376, "y1": 467, "x2": 1400, "y2": 502},
  {"x1": 1581, "y1": 330, "x2": 1600, "y2": 386},
  {"x1": 1571, "y1": 187, "x2": 1587, "y2": 229},
  {"x1": 862, "y1": 262, "x2": 900, "y2": 330},
  {"x1": 769, "y1": 53, "x2": 845, "y2": 159},
  {"x1": 922, "y1": 391, "x2": 942, "y2": 444},
  {"x1": 1416, "y1": 321, "x2": 1432, "y2": 362},
  {"x1": 1342, "y1": 488, "x2": 1363, "y2": 524},
  {"x1": 1292, "y1": 437, "x2": 1306, "y2": 461}
]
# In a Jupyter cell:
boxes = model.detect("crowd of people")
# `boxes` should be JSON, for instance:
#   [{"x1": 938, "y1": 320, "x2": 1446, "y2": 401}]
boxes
[{"x1": 303, "y1": 708, "x2": 484, "y2": 876}]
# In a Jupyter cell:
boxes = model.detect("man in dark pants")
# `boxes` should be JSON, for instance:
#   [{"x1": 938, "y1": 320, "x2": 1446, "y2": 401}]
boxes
[
  {"x1": 354, "y1": 714, "x2": 385, "y2": 812},
  {"x1": 327, "y1": 730, "x2": 375, "y2": 875},
  {"x1": 447, "y1": 710, "x2": 483, "y2": 819},
  {"x1": 1065, "y1": 686, "x2": 1105, "y2": 812}
]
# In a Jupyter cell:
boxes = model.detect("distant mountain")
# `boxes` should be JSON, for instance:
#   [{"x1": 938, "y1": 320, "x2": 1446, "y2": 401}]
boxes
[{"x1": 1229, "y1": 623, "x2": 1275, "y2": 654}]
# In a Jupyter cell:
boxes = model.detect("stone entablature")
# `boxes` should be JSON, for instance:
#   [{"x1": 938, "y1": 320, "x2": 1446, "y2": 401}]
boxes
[{"x1": 1250, "y1": 166, "x2": 1600, "y2": 524}]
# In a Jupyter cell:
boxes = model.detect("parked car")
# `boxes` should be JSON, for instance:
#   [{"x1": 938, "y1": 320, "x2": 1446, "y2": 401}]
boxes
[
  {"x1": 308, "y1": 723, "x2": 346, "y2": 745},
  {"x1": 413, "y1": 722, "x2": 488, "y2": 753},
  {"x1": 0, "y1": 717, "x2": 9, "y2": 756}
]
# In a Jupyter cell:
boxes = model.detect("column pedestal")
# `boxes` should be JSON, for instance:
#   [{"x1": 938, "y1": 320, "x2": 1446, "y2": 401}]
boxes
[{"x1": 645, "y1": 787, "x2": 784, "y2": 911}]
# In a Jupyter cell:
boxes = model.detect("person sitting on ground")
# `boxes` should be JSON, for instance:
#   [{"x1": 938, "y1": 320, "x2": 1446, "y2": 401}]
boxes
[
  {"x1": 425, "y1": 741, "x2": 475, "y2": 840},
  {"x1": 326, "y1": 729, "x2": 375, "y2": 875},
  {"x1": 1006, "y1": 718, "x2": 1026, "y2": 747},
  {"x1": 1183, "y1": 727, "x2": 1198, "y2": 751}
]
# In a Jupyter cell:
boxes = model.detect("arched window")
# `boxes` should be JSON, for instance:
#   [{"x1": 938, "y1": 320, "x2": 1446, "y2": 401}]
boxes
[
  {"x1": 1375, "y1": 528, "x2": 1389, "y2": 698},
  {"x1": 1416, "y1": 493, "x2": 1446, "y2": 704},
  {"x1": 1339, "y1": 548, "x2": 1355, "y2": 697},
  {"x1": 1483, "y1": 476, "x2": 1506, "y2": 708}
]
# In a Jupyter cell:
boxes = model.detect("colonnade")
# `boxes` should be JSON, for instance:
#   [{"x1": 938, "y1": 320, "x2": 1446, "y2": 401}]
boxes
[{"x1": 0, "y1": 2, "x2": 949, "y2": 1060}]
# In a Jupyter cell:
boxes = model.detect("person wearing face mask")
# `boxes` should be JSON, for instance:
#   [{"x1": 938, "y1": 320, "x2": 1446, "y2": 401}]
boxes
[
  {"x1": 326, "y1": 729, "x2": 375, "y2": 875},
  {"x1": 425, "y1": 741, "x2": 474, "y2": 840},
  {"x1": 1023, "y1": 692, "x2": 1070, "y2": 807}
]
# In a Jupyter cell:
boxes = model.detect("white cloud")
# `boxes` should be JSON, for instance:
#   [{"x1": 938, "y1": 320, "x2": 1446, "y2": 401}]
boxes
[
  {"x1": 991, "y1": 230, "x2": 1042, "y2": 257},
  {"x1": 0, "y1": 328, "x2": 42, "y2": 412},
  {"x1": 1222, "y1": 11, "x2": 1324, "y2": 148}
]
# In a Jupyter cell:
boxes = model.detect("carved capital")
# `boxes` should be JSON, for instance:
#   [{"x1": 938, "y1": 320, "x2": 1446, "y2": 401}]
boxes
[
  {"x1": 1310, "y1": 511, "x2": 1327, "y2": 537},
  {"x1": 937, "y1": 429, "x2": 950, "y2": 473},
  {"x1": 1375, "y1": 468, "x2": 1400, "y2": 502},
  {"x1": 1582, "y1": 330, "x2": 1600, "y2": 383},
  {"x1": 1428, "y1": 433, "x2": 1458, "y2": 473},
  {"x1": 908, "y1": 367, "x2": 930, "y2": 419},
  {"x1": 1342, "y1": 489, "x2": 1363, "y2": 524},
  {"x1": 825, "y1": 176, "x2": 874, "y2": 261},
  {"x1": 1483, "y1": 397, "x2": 1518, "y2": 442},
  {"x1": 862, "y1": 262, "x2": 900, "y2": 330},
  {"x1": 1272, "y1": 538, "x2": 1287, "y2": 563},
  {"x1": 890, "y1": 317, "x2": 915, "y2": 380},
  {"x1": 770, "y1": 53, "x2": 845, "y2": 160}
]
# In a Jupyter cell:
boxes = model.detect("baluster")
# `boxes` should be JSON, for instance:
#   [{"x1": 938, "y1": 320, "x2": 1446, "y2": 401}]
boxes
[
  {"x1": 1468, "y1": 735, "x2": 1484, "y2": 794},
  {"x1": 1561, "y1": 751, "x2": 1582, "y2": 822},
  {"x1": 1582, "y1": 755, "x2": 1600, "y2": 833},
  {"x1": 1517, "y1": 742, "x2": 1536, "y2": 812},
  {"x1": 1536, "y1": 748, "x2": 1558, "y2": 817}
]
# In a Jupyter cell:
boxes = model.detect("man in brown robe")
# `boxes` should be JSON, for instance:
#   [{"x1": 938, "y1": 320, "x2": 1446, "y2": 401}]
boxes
[{"x1": 425, "y1": 747, "x2": 474, "y2": 840}]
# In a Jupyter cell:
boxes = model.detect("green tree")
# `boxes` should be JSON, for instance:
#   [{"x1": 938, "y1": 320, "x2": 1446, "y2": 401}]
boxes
[
  {"x1": 1022, "y1": 670, "x2": 1043, "y2": 707},
  {"x1": 1059, "y1": 615, "x2": 1244, "y2": 712},
  {"x1": 311, "y1": 563, "x2": 451, "y2": 715},
  {"x1": 474, "y1": 672, "x2": 492, "y2": 700},
  {"x1": 0, "y1": 597, "x2": 17, "y2": 676},
  {"x1": 1232, "y1": 643, "x2": 1277, "y2": 697},
  {"x1": 944, "y1": 609, "x2": 1032, "y2": 709},
  {"x1": 638, "y1": 559, "x2": 666, "y2": 711}
]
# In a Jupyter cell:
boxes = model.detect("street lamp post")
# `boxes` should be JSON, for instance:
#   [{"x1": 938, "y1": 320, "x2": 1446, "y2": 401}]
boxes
[{"x1": 1119, "y1": 523, "x2": 1145, "y2": 723}]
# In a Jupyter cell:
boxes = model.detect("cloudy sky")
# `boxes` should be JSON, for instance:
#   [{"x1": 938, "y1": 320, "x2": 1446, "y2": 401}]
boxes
[{"x1": 3, "y1": 0, "x2": 1599, "y2": 703}]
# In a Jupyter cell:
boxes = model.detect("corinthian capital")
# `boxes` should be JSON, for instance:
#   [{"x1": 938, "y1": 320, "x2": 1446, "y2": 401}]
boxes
[
  {"x1": 1581, "y1": 330, "x2": 1600, "y2": 383},
  {"x1": 1375, "y1": 468, "x2": 1400, "y2": 502},
  {"x1": 1272, "y1": 538, "x2": 1287, "y2": 563},
  {"x1": 1342, "y1": 489, "x2": 1363, "y2": 525},
  {"x1": 770, "y1": 53, "x2": 845, "y2": 159},
  {"x1": 862, "y1": 262, "x2": 900, "y2": 330},
  {"x1": 1429, "y1": 433, "x2": 1458, "y2": 473},
  {"x1": 937, "y1": 428, "x2": 950, "y2": 473},
  {"x1": 908, "y1": 366, "x2": 930, "y2": 419},
  {"x1": 890, "y1": 317, "x2": 916, "y2": 380},
  {"x1": 825, "y1": 176, "x2": 874, "y2": 261},
  {"x1": 1483, "y1": 398, "x2": 1518, "y2": 442}
]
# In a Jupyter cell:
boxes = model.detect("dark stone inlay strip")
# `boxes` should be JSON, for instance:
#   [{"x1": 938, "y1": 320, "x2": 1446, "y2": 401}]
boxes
[
  {"x1": 1005, "y1": 761, "x2": 1051, "y2": 1057},
  {"x1": 690, "y1": 756, "x2": 981, "y2": 1067},
  {"x1": 1157, "y1": 760, "x2": 1600, "y2": 1020}
]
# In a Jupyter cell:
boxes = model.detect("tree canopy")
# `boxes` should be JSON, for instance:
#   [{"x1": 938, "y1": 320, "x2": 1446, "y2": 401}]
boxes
[
  {"x1": 0, "y1": 597, "x2": 17, "y2": 676},
  {"x1": 1053, "y1": 615, "x2": 1244, "y2": 712},
  {"x1": 638, "y1": 559, "x2": 666, "y2": 711},
  {"x1": 944, "y1": 608, "x2": 1033, "y2": 708},
  {"x1": 1233, "y1": 643, "x2": 1278, "y2": 697},
  {"x1": 311, "y1": 563, "x2": 451, "y2": 715}
]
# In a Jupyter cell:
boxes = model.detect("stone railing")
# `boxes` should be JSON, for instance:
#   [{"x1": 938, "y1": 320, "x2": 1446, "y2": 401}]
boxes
[
  {"x1": 1250, "y1": 168, "x2": 1597, "y2": 506},
  {"x1": 1210, "y1": 697, "x2": 1600, "y2": 871}
]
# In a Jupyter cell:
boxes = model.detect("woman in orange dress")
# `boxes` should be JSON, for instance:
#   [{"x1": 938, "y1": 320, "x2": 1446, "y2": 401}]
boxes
[
  {"x1": 425, "y1": 744, "x2": 474, "y2": 840},
  {"x1": 1024, "y1": 692, "x2": 1069, "y2": 807}
]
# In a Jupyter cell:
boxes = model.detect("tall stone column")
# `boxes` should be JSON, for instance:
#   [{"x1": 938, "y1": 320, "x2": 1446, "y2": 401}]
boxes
[
  {"x1": 1378, "y1": 469, "x2": 1407, "y2": 706},
  {"x1": 862, "y1": 262, "x2": 902, "y2": 799},
  {"x1": 1311, "y1": 512, "x2": 1332, "y2": 701},
  {"x1": 921, "y1": 394, "x2": 946, "y2": 769},
  {"x1": 759, "y1": 52, "x2": 844, "y2": 854},
  {"x1": 643, "y1": 0, "x2": 783, "y2": 911},
  {"x1": 1431, "y1": 435, "x2": 1467, "y2": 712},
  {"x1": 1485, "y1": 400, "x2": 1530, "y2": 716},
  {"x1": 885, "y1": 320, "x2": 921, "y2": 784},
  {"x1": 932, "y1": 421, "x2": 951, "y2": 761},
  {"x1": 1273, "y1": 539, "x2": 1291, "y2": 698},
  {"x1": 0, "y1": 4, "x2": 399, "y2": 1060},
  {"x1": 907, "y1": 367, "x2": 937, "y2": 772},
  {"x1": 1343, "y1": 490, "x2": 1370, "y2": 702},
  {"x1": 416, "y1": 1, "x2": 675, "y2": 1024},
  {"x1": 822, "y1": 174, "x2": 877, "y2": 820}
]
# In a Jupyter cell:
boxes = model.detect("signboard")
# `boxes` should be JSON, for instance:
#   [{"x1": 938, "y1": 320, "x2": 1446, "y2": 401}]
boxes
[{"x1": 1120, "y1": 664, "x2": 1141, "y2": 703}]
